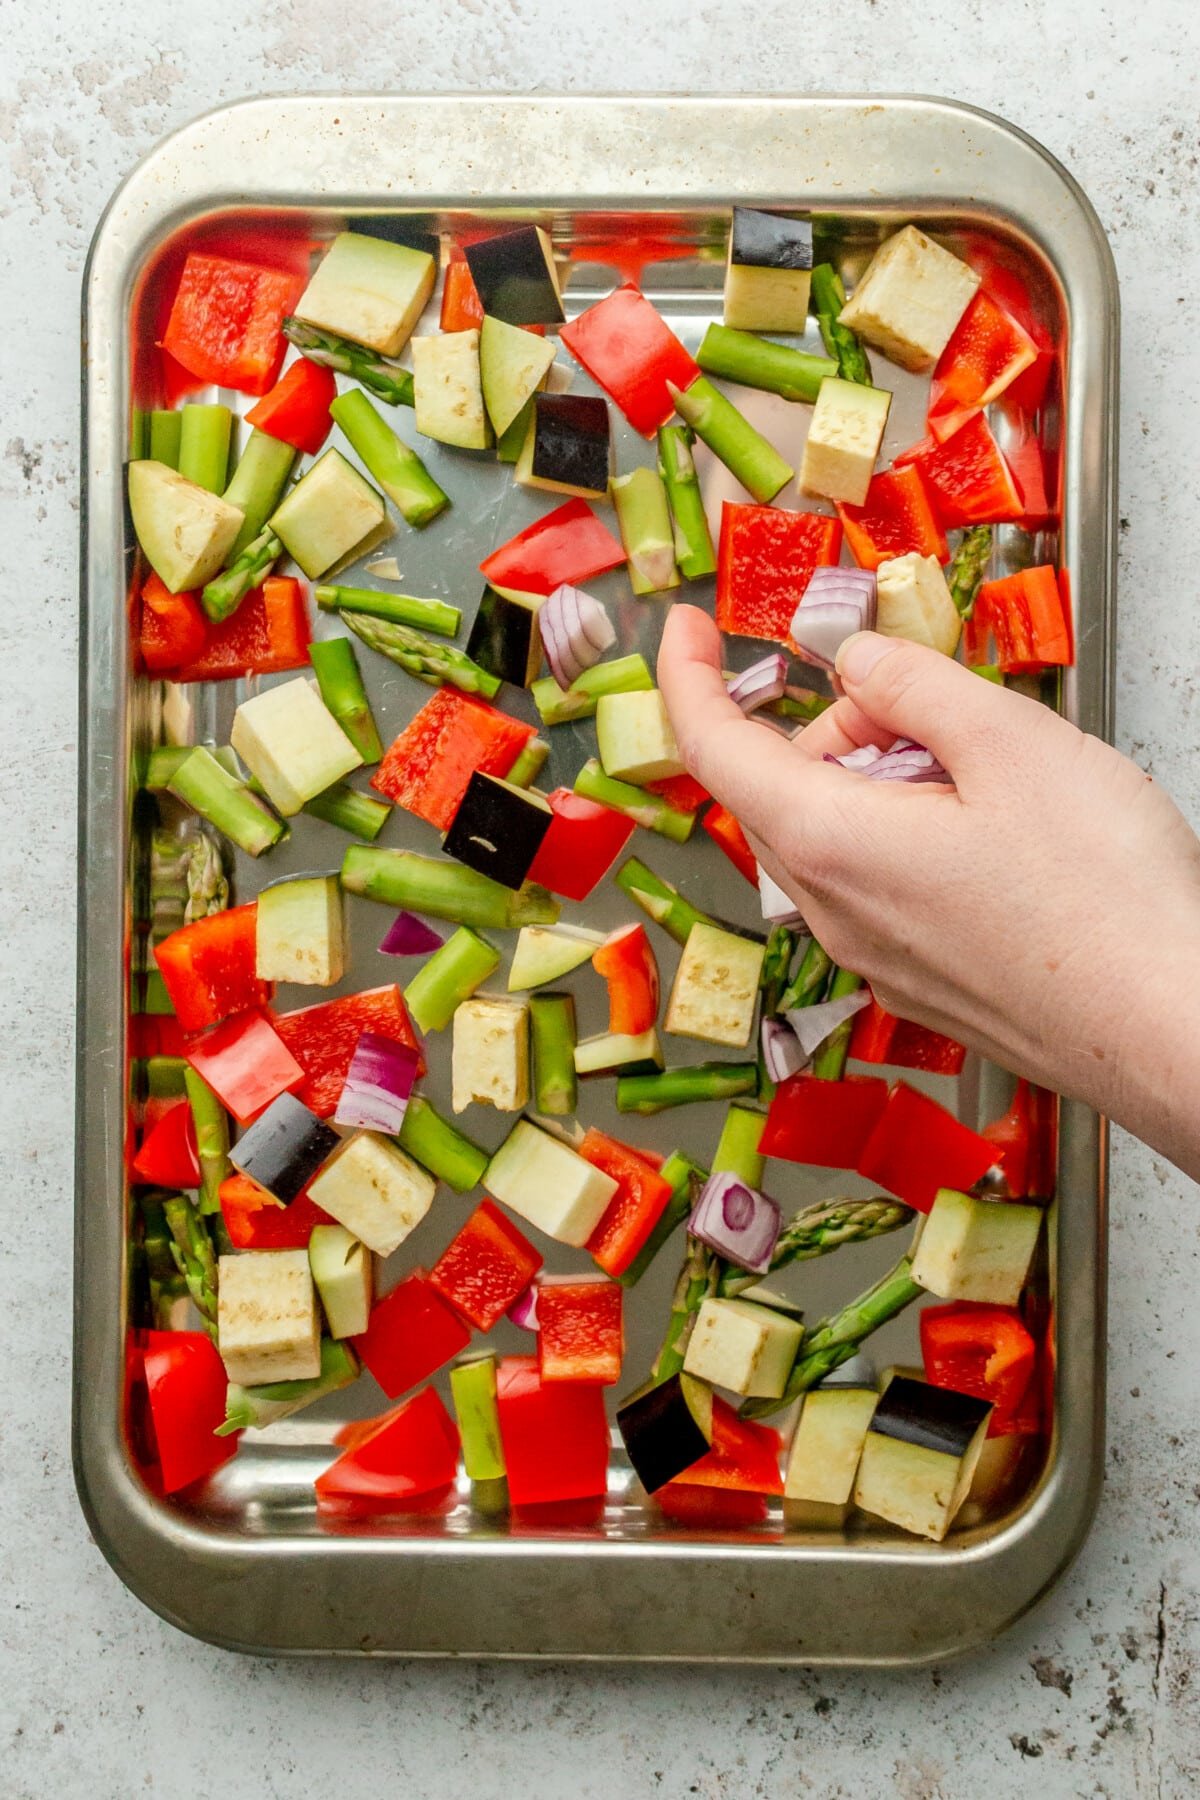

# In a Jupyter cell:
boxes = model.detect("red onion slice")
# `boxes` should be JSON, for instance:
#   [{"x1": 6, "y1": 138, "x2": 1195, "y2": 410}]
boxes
[
  {"x1": 726, "y1": 653, "x2": 788, "y2": 715},
  {"x1": 783, "y1": 989, "x2": 871, "y2": 1058},
  {"x1": 333, "y1": 1031, "x2": 421, "y2": 1133},
  {"x1": 804, "y1": 564, "x2": 878, "y2": 611},
  {"x1": 758, "y1": 862, "x2": 805, "y2": 926},
  {"x1": 761, "y1": 1017, "x2": 808, "y2": 1085},
  {"x1": 825, "y1": 736, "x2": 952, "y2": 785},
  {"x1": 688, "y1": 1170, "x2": 783, "y2": 1275},
  {"x1": 789, "y1": 599, "x2": 870, "y2": 672},
  {"x1": 541, "y1": 583, "x2": 616, "y2": 689},
  {"x1": 379, "y1": 911, "x2": 445, "y2": 956},
  {"x1": 507, "y1": 1285, "x2": 540, "y2": 1331}
]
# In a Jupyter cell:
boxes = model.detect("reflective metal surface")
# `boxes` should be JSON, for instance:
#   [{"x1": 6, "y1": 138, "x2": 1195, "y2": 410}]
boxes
[{"x1": 77, "y1": 94, "x2": 1116, "y2": 1660}]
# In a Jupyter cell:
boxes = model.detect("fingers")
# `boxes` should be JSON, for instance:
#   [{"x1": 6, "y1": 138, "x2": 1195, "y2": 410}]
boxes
[{"x1": 790, "y1": 695, "x2": 898, "y2": 764}]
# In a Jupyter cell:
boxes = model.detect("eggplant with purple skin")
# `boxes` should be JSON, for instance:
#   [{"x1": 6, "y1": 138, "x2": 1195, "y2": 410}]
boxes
[
  {"x1": 517, "y1": 393, "x2": 611, "y2": 500},
  {"x1": 853, "y1": 1375, "x2": 991, "y2": 1542},
  {"x1": 464, "y1": 225, "x2": 565, "y2": 326},
  {"x1": 443, "y1": 772, "x2": 554, "y2": 891},
  {"x1": 229, "y1": 1092, "x2": 340, "y2": 1206},
  {"x1": 724, "y1": 206, "x2": 814, "y2": 333},
  {"x1": 617, "y1": 1372, "x2": 714, "y2": 1494},
  {"x1": 466, "y1": 585, "x2": 545, "y2": 688}
]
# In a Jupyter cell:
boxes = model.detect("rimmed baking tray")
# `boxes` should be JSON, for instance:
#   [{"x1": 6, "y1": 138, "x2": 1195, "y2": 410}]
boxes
[{"x1": 76, "y1": 93, "x2": 1116, "y2": 1661}]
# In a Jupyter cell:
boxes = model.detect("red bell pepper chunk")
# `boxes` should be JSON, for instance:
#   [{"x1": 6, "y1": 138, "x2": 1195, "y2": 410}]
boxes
[
  {"x1": 154, "y1": 903, "x2": 270, "y2": 1035},
  {"x1": 130, "y1": 1013, "x2": 187, "y2": 1058},
  {"x1": 702, "y1": 803, "x2": 758, "y2": 886},
  {"x1": 559, "y1": 284, "x2": 699, "y2": 436},
  {"x1": 1004, "y1": 434, "x2": 1058, "y2": 528},
  {"x1": 971, "y1": 565, "x2": 1072, "y2": 674},
  {"x1": 428, "y1": 1199, "x2": 543, "y2": 1332},
  {"x1": 536, "y1": 1279, "x2": 624, "y2": 1385},
  {"x1": 142, "y1": 1093, "x2": 180, "y2": 1134},
  {"x1": 958, "y1": 251, "x2": 1056, "y2": 417},
  {"x1": 138, "y1": 573, "x2": 209, "y2": 673},
  {"x1": 174, "y1": 575, "x2": 312, "y2": 682},
  {"x1": 592, "y1": 923, "x2": 660, "y2": 1036},
  {"x1": 654, "y1": 1482, "x2": 768, "y2": 1528},
  {"x1": 836, "y1": 466, "x2": 948, "y2": 571},
  {"x1": 494, "y1": 1355, "x2": 610, "y2": 1504},
  {"x1": 894, "y1": 414, "x2": 1024, "y2": 529},
  {"x1": 848, "y1": 996, "x2": 967, "y2": 1077},
  {"x1": 440, "y1": 256, "x2": 546, "y2": 336},
  {"x1": 273, "y1": 985, "x2": 424, "y2": 1119},
  {"x1": 244, "y1": 356, "x2": 337, "y2": 455},
  {"x1": 856, "y1": 1081, "x2": 996, "y2": 1213},
  {"x1": 372, "y1": 686, "x2": 535, "y2": 832},
  {"x1": 927, "y1": 290, "x2": 1040, "y2": 443},
  {"x1": 142, "y1": 1330, "x2": 240, "y2": 1494},
  {"x1": 579, "y1": 1127, "x2": 674, "y2": 1278},
  {"x1": 715, "y1": 501, "x2": 843, "y2": 644},
  {"x1": 479, "y1": 498, "x2": 627, "y2": 597},
  {"x1": 982, "y1": 1080, "x2": 1058, "y2": 1200},
  {"x1": 315, "y1": 1386, "x2": 460, "y2": 1512},
  {"x1": 644, "y1": 771, "x2": 710, "y2": 813},
  {"x1": 354, "y1": 1269, "x2": 472, "y2": 1399},
  {"x1": 526, "y1": 788, "x2": 636, "y2": 901},
  {"x1": 184, "y1": 1008, "x2": 304, "y2": 1126},
  {"x1": 218, "y1": 1172, "x2": 335, "y2": 1250},
  {"x1": 674, "y1": 1395, "x2": 783, "y2": 1494},
  {"x1": 760, "y1": 1074, "x2": 890, "y2": 1169},
  {"x1": 161, "y1": 252, "x2": 304, "y2": 397},
  {"x1": 132, "y1": 1099, "x2": 201, "y2": 1189},
  {"x1": 920, "y1": 1302, "x2": 1037, "y2": 1438}
]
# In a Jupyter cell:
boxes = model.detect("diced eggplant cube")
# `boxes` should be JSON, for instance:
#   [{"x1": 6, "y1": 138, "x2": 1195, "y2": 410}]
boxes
[
  {"x1": 784, "y1": 1387, "x2": 878, "y2": 1506},
  {"x1": 799, "y1": 377, "x2": 892, "y2": 507},
  {"x1": 517, "y1": 393, "x2": 611, "y2": 500},
  {"x1": 451, "y1": 997, "x2": 530, "y2": 1115},
  {"x1": 229, "y1": 1091, "x2": 340, "y2": 1206},
  {"x1": 724, "y1": 209, "x2": 814, "y2": 334},
  {"x1": 231, "y1": 677, "x2": 362, "y2": 816},
  {"x1": 573, "y1": 1027, "x2": 664, "y2": 1079},
  {"x1": 256, "y1": 874, "x2": 346, "y2": 987},
  {"x1": 269, "y1": 447, "x2": 389, "y2": 579},
  {"x1": 305, "y1": 1130, "x2": 436, "y2": 1258},
  {"x1": 411, "y1": 329, "x2": 492, "y2": 450},
  {"x1": 837, "y1": 225, "x2": 981, "y2": 373},
  {"x1": 876, "y1": 551, "x2": 961, "y2": 657},
  {"x1": 911, "y1": 1187, "x2": 1043, "y2": 1306},
  {"x1": 308, "y1": 1223, "x2": 373, "y2": 1340},
  {"x1": 730, "y1": 207, "x2": 814, "y2": 271},
  {"x1": 617, "y1": 1372, "x2": 714, "y2": 1494},
  {"x1": 467, "y1": 586, "x2": 545, "y2": 688},
  {"x1": 682, "y1": 1296, "x2": 802, "y2": 1398},
  {"x1": 444, "y1": 772, "x2": 553, "y2": 891},
  {"x1": 294, "y1": 230, "x2": 436, "y2": 357},
  {"x1": 665, "y1": 922, "x2": 766, "y2": 1049},
  {"x1": 217, "y1": 1248, "x2": 322, "y2": 1386},
  {"x1": 854, "y1": 1375, "x2": 991, "y2": 1541},
  {"x1": 484, "y1": 1117, "x2": 617, "y2": 1246},
  {"x1": 594, "y1": 689, "x2": 684, "y2": 785},
  {"x1": 464, "y1": 225, "x2": 565, "y2": 326}
]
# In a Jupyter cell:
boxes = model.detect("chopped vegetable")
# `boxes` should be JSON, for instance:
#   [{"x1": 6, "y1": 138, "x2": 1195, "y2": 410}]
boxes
[
  {"x1": 154, "y1": 904, "x2": 268, "y2": 1034},
  {"x1": 162, "y1": 252, "x2": 303, "y2": 394},
  {"x1": 173, "y1": 575, "x2": 312, "y2": 683},
  {"x1": 967, "y1": 565, "x2": 1073, "y2": 674},
  {"x1": 484, "y1": 1118, "x2": 619, "y2": 1249},
  {"x1": 665, "y1": 921, "x2": 765, "y2": 1050},
  {"x1": 538, "y1": 583, "x2": 615, "y2": 690},
  {"x1": 142, "y1": 1330, "x2": 240, "y2": 1493},
  {"x1": 479, "y1": 497, "x2": 627, "y2": 596},
  {"x1": 683, "y1": 1295, "x2": 802, "y2": 1399},
  {"x1": 911, "y1": 1187, "x2": 1043, "y2": 1306},
  {"x1": 529, "y1": 992, "x2": 578, "y2": 1116},
  {"x1": 329, "y1": 388, "x2": 449, "y2": 528},
  {"x1": 669, "y1": 375, "x2": 794, "y2": 504},
  {"x1": 371, "y1": 686, "x2": 533, "y2": 830},
  {"x1": 308, "y1": 1227, "x2": 373, "y2": 1341},
  {"x1": 293, "y1": 230, "x2": 435, "y2": 357},
  {"x1": 412, "y1": 328, "x2": 492, "y2": 450},
  {"x1": 701, "y1": 803, "x2": 757, "y2": 884},
  {"x1": 231, "y1": 676, "x2": 361, "y2": 816},
  {"x1": 836, "y1": 465, "x2": 949, "y2": 571},
  {"x1": 451, "y1": 995, "x2": 530, "y2": 1114},
  {"x1": 836, "y1": 226, "x2": 980, "y2": 373},
  {"x1": 537, "y1": 1279, "x2": 624, "y2": 1384},
  {"x1": 854, "y1": 1375, "x2": 990, "y2": 1541},
  {"x1": 273, "y1": 985, "x2": 423, "y2": 1119},
  {"x1": 920, "y1": 1302, "x2": 1037, "y2": 1436},
  {"x1": 526, "y1": 789, "x2": 637, "y2": 900},
  {"x1": 129, "y1": 461, "x2": 244, "y2": 595},
  {"x1": 614, "y1": 856, "x2": 715, "y2": 947},
  {"x1": 616, "y1": 1061, "x2": 758, "y2": 1114},
  {"x1": 617, "y1": 1373, "x2": 714, "y2": 1494},
  {"x1": 281, "y1": 317, "x2": 415, "y2": 408},
  {"x1": 229, "y1": 1091, "x2": 339, "y2": 1205},
  {"x1": 444, "y1": 774, "x2": 554, "y2": 891},
  {"x1": 316, "y1": 583, "x2": 460, "y2": 636},
  {"x1": 220, "y1": 1337, "x2": 360, "y2": 1435},
  {"x1": 573, "y1": 760, "x2": 695, "y2": 843},
  {"x1": 656, "y1": 424, "x2": 717, "y2": 578},
  {"x1": 138, "y1": 574, "x2": 209, "y2": 673},
  {"x1": 592, "y1": 923, "x2": 660, "y2": 1036},
  {"x1": 799, "y1": 376, "x2": 892, "y2": 507},
  {"x1": 217, "y1": 1247, "x2": 322, "y2": 1386},
  {"x1": 404, "y1": 926, "x2": 501, "y2": 1033},
  {"x1": 874, "y1": 551, "x2": 961, "y2": 656},
  {"x1": 132, "y1": 1100, "x2": 201, "y2": 1190},
  {"x1": 199, "y1": 526, "x2": 284, "y2": 625},
  {"x1": 245, "y1": 357, "x2": 337, "y2": 456},
  {"x1": 788, "y1": 564, "x2": 877, "y2": 671},
  {"x1": 517, "y1": 393, "x2": 610, "y2": 500},
  {"x1": 333, "y1": 1032, "x2": 421, "y2": 1133},
  {"x1": 269, "y1": 447, "x2": 388, "y2": 580},
  {"x1": 715, "y1": 501, "x2": 843, "y2": 644},
  {"x1": 697, "y1": 323, "x2": 834, "y2": 403},
  {"x1": 255, "y1": 874, "x2": 346, "y2": 986},
  {"x1": 465, "y1": 586, "x2": 544, "y2": 688},
  {"x1": 397, "y1": 1096, "x2": 489, "y2": 1193},
  {"x1": 579, "y1": 1128, "x2": 674, "y2": 1278},
  {"x1": 848, "y1": 996, "x2": 967, "y2": 1076},
  {"x1": 429, "y1": 1200, "x2": 543, "y2": 1332},
  {"x1": 168, "y1": 747, "x2": 285, "y2": 859},
  {"x1": 561, "y1": 284, "x2": 699, "y2": 434},
  {"x1": 760, "y1": 1073, "x2": 889, "y2": 1167},
  {"x1": 857, "y1": 1082, "x2": 996, "y2": 1212},
  {"x1": 183, "y1": 1009, "x2": 304, "y2": 1126},
  {"x1": 450, "y1": 1354, "x2": 507, "y2": 1482},
  {"x1": 219, "y1": 1175, "x2": 333, "y2": 1251},
  {"x1": 307, "y1": 1131, "x2": 435, "y2": 1258},
  {"x1": 494, "y1": 1356, "x2": 609, "y2": 1505},
  {"x1": 724, "y1": 207, "x2": 813, "y2": 332},
  {"x1": 308, "y1": 637, "x2": 384, "y2": 764},
  {"x1": 531, "y1": 653, "x2": 652, "y2": 726},
  {"x1": 894, "y1": 413, "x2": 1024, "y2": 528},
  {"x1": 609, "y1": 467, "x2": 680, "y2": 595},
  {"x1": 688, "y1": 1171, "x2": 781, "y2": 1275},
  {"x1": 784, "y1": 1386, "x2": 878, "y2": 1507},
  {"x1": 315, "y1": 1386, "x2": 459, "y2": 1513},
  {"x1": 464, "y1": 226, "x2": 564, "y2": 326},
  {"x1": 354, "y1": 1272, "x2": 473, "y2": 1400},
  {"x1": 479, "y1": 312, "x2": 556, "y2": 435},
  {"x1": 222, "y1": 430, "x2": 297, "y2": 559},
  {"x1": 928, "y1": 289, "x2": 1039, "y2": 442},
  {"x1": 342, "y1": 845, "x2": 559, "y2": 930}
]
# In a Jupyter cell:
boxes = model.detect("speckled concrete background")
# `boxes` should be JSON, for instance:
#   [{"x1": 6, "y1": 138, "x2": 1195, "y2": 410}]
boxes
[{"x1": 3, "y1": 4, "x2": 1198, "y2": 1795}]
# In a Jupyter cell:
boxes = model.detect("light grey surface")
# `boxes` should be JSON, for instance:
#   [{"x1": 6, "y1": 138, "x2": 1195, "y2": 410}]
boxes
[{"x1": 2, "y1": 2, "x2": 1197, "y2": 1794}]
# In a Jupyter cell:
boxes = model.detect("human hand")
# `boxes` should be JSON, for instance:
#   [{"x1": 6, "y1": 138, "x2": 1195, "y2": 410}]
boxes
[{"x1": 657, "y1": 605, "x2": 1200, "y2": 1177}]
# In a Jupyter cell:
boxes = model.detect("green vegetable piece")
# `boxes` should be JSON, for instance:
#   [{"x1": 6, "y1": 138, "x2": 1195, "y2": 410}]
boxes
[{"x1": 450, "y1": 1354, "x2": 506, "y2": 1482}]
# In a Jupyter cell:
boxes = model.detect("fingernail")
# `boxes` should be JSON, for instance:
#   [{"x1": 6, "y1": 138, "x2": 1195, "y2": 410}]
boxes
[{"x1": 835, "y1": 630, "x2": 898, "y2": 685}]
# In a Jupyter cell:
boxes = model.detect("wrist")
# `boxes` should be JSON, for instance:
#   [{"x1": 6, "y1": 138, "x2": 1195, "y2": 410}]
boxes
[{"x1": 1092, "y1": 930, "x2": 1200, "y2": 1180}]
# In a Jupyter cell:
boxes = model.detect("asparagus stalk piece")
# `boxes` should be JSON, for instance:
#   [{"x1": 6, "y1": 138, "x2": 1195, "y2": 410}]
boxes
[
  {"x1": 617, "y1": 1061, "x2": 758, "y2": 1115},
  {"x1": 341, "y1": 846, "x2": 560, "y2": 929},
  {"x1": 574, "y1": 760, "x2": 696, "y2": 843},
  {"x1": 315, "y1": 583, "x2": 460, "y2": 637},
  {"x1": 718, "y1": 1196, "x2": 914, "y2": 1297},
  {"x1": 761, "y1": 686, "x2": 834, "y2": 724},
  {"x1": 696, "y1": 324, "x2": 837, "y2": 404},
  {"x1": 148, "y1": 410, "x2": 182, "y2": 470},
  {"x1": 530, "y1": 992, "x2": 578, "y2": 1117},
  {"x1": 282, "y1": 317, "x2": 416, "y2": 408},
  {"x1": 506, "y1": 737, "x2": 550, "y2": 789},
  {"x1": 129, "y1": 409, "x2": 149, "y2": 461},
  {"x1": 668, "y1": 376, "x2": 793, "y2": 504},
  {"x1": 617, "y1": 1151, "x2": 707, "y2": 1288},
  {"x1": 217, "y1": 1338, "x2": 360, "y2": 1435},
  {"x1": 397, "y1": 1095, "x2": 489, "y2": 1192},
  {"x1": 145, "y1": 744, "x2": 241, "y2": 790},
  {"x1": 741, "y1": 1255, "x2": 922, "y2": 1418},
  {"x1": 147, "y1": 829, "x2": 229, "y2": 950},
  {"x1": 809, "y1": 967, "x2": 865, "y2": 1081},
  {"x1": 177, "y1": 404, "x2": 233, "y2": 495},
  {"x1": 711, "y1": 1101, "x2": 766, "y2": 1187},
  {"x1": 609, "y1": 467, "x2": 680, "y2": 595},
  {"x1": 340, "y1": 611, "x2": 501, "y2": 699},
  {"x1": 168, "y1": 747, "x2": 287, "y2": 858},
  {"x1": 329, "y1": 388, "x2": 449, "y2": 528},
  {"x1": 143, "y1": 1055, "x2": 187, "y2": 1098},
  {"x1": 657, "y1": 424, "x2": 717, "y2": 578},
  {"x1": 614, "y1": 856, "x2": 716, "y2": 946},
  {"x1": 778, "y1": 937, "x2": 833, "y2": 1014},
  {"x1": 531, "y1": 653, "x2": 653, "y2": 727},
  {"x1": 138, "y1": 1193, "x2": 188, "y2": 1329},
  {"x1": 302, "y1": 781, "x2": 391, "y2": 839},
  {"x1": 200, "y1": 527, "x2": 283, "y2": 623},
  {"x1": 947, "y1": 524, "x2": 994, "y2": 619},
  {"x1": 162, "y1": 1193, "x2": 219, "y2": 1336},
  {"x1": 309, "y1": 637, "x2": 385, "y2": 762},
  {"x1": 183, "y1": 1067, "x2": 231, "y2": 1216},
  {"x1": 404, "y1": 926, "x2": 501, "y2": 1033},
  {"x1": 810, "y1": 264, "x2": 873, "y2": 386},
  {"x1": 757, "y1": 923, "x2": 798, "y2": 1099},
  {"x1": 222, "y1": 430, "x2": 297, "y2": 561},
  {"x1": 652, "y1": 1232, "x2": 720, "y2": 1381}
]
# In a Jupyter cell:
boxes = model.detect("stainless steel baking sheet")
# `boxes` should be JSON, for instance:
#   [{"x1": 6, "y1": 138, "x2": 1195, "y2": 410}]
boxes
[{"x1": 76, "y1": 94, "x2": 1116, "y2": 1661}]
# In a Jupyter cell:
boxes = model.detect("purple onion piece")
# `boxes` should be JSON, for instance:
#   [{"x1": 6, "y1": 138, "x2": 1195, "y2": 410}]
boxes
[
  {"x1": 757, "y1": 862, "x2": 805, "y2": 926},
  {"x1": 378, "y1": 910, "x2": 445, "y2": 957},
  {"x1": 687, "y1": 1170, "x2": 782, "y2": 1275},
  {"x1": 726, "y1": 653, "x2": 788, "y2": 715},
  {"x1": 761, "y1": 1017, "x2": 807, "y2": 1086},
  {"x1": 507, "y1": 1285, "x2": 539, "y2": 1331},
  {"x1": 788, "y1": 598, "x2": 870, "y2": 672},
  {"x1": 333, "y1": 1030, "x2": 421, "y2": 1133},
  {"x1": 824, "y1": 736, "x2": 952, "y2": 786},
  {"x1": 541, "y1": 583, "x2": 614, "y2": 689},
  {"x1": 783, "y1": 990, "x2": 871, "y2": 1058}
]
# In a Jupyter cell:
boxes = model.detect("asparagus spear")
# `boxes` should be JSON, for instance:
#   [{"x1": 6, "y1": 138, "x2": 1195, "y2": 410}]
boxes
[
  {"x1": 129, "y1": 409, "x2": 149, "y2": 461},
  {"x1": 741, "y1": 1255, "x2": 922, "y2": 1418},
  {"x1": 398, "y1": 1096, "x2": 489, "y2": 1192},
  {"x1": 282, "y1": 317, "x2": 416, "y2": 407},
  {"x1": 315, "y1": 583, "x2": 460, "y2": 636},
  {"x1": 757, "y1": 923, "x2": 798, "y2": 1098},
  {"x1": 759, "y1": 685, "x2": 834, "y2": 725},
  {"x1": 309, "y1": 637, "x2": 385, "y2": 762},
  {"x1": 614, "y1": 856, "x2": 716, "y2": 946},
  {"x1": 329, "y1": 388, "x2": 449, "y2": 528},
  {"x1": 340, "y1": 611, "x2": 501, "y2": 699},
  {"x1": 777, "y1": 937, "x2": 833, "y2": 1014},
  {"x1": 617, "y1": 1061, "x2": 758, "y2": 1115},
  {"x1": 574, "y1": 760, "x2": 696, "y2": 843},
  {"x1": 657, "y1": 424, "x2": 716, "y2": 579},
  {"x1": 168, "y1": 747, "x2": 287, "y2": 858},
  {"x1": 947, "y1": 524, "x2": 994, "y2": 619},
  {"x1": 711, "y1": 1101, "x2": 766, "y2": 1187},
  {"x1": 809, "y1": 968, "x2": 865, "y2": 1081},
  {"x1": 809, "y1": 264, "x2": 873, "y2": 386},
  {"x1": 183, "y1": 1067, "x2": 230, "y2": 1216},
  {"x1": 717, "y1": 1196, "x2": 914, "y2": 1297},
  {"x1": 529, "y1": 992, "x2": 578, "y2": 1117},
  {"x1": 177, "y1": 404, "x2": 232, "y2": 494},
  {"x1": 222, "y1": 430, "x2": 296, "y2": 561},
  {"x1": 404, "y1": 927, "x2": 501, "y2": 1033},
  {"x1": 148, "y1": 410, "x2": 182, "y2": 470},
  {"x1": 341, "y1": 846, "x2": 560, "y2": 929},
  {"x1": 668, "y1": 376, "x2": 793, "y2": 504},
  {"x1": 652, "y1": 1232, "x2": 720, "y2": 1381},
  {"x1": 217, "y1": 1338, "x2": 360, "y2": 1435},
  {"x1": 531, "y1": 654, "x2": 653, "y2": 727},
  {"x1": 506, "y1": 737, "x2": 550, "y2": 789},
  {"x1": 617, "y1": 1151, "x2": 707, "y2": 1288},
  {"x1": 302, "y1": 781, "x2": 391, "y2": 839},
  {"x1": 200, "y1": 527, "x2": 282, "y2": 623},
  {"x1": 609, "y1": 467, "x2": 680, "y2": 595},
  {"x1": 162, "y1": 1192, "x2": 220, "y2": 1336},
  {"x1": 696, "y1": 324, "x2": 837, "y2": 404},
  {"x1": 145, "y1": 744, "x2": 241, "y2": 790}
]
